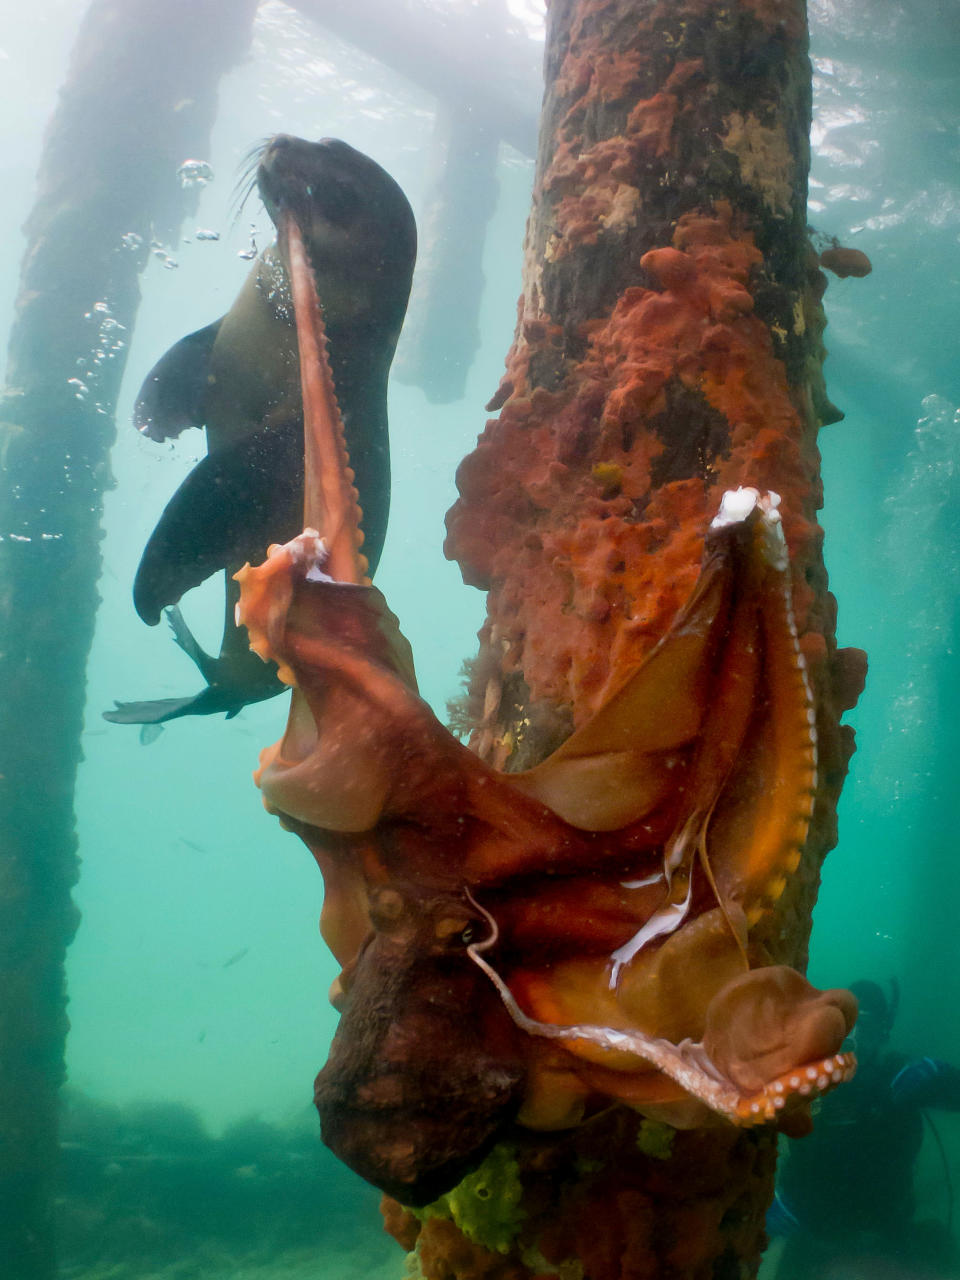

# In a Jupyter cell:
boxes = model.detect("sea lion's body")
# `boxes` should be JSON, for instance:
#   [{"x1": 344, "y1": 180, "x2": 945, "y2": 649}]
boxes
[{"x1": 105, "y1": 136, "x2": 416, "y2": 726}]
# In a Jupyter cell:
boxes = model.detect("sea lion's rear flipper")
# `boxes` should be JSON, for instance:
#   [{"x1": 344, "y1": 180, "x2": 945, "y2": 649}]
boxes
[
  {"x1": 102, "y1": 608, "x2": 218, "y2": 725},
  {"x1": 103, "y1": 694, "x2": 209, "y2": 725},
  {"x1": 134, "y1": 421, "x2": 303, "y2": 624},
  {"x1": 165, "y1": 605, "x2": 218, "y2": 684},
  {"x1": 103, "y1": 605, "x2": 285, "y2": 726},
  {"x1": 134, "y1": 319, "x2": 224, "y2": 442},
  {"x1": 103, "y1": 676, "x2": 283, "y2": 724},
  {"x1": 165, "y1": 602, "x2": 286, "y2": 712}
]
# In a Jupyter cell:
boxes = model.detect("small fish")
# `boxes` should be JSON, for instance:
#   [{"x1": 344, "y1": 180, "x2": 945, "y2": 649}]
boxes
[{"x1": 222, "y1": 947, "x2": 249, "y2": 969}]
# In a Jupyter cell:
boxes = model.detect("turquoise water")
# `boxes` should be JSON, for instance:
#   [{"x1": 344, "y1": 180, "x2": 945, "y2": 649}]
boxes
[{"x1": 1, "y1": 1, "x2": 958, "y2": 1275}]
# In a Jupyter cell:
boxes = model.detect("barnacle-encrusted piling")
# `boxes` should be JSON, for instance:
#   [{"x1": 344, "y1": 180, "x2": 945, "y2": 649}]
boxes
[
  {"x1": 381, "y1": 1, "x2": 866, "y2": 1276},
  {"x1": 0, "y1": 3, "x2": 256, "y2": 1274}
]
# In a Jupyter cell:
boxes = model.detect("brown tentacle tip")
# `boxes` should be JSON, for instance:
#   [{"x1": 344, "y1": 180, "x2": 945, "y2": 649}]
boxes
[{"x1": 703, "y1": 965, "x2": 858, "y2": 1100}]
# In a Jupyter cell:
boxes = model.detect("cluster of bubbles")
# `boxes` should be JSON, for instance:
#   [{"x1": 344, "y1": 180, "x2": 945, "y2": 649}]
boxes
[
  {"x1": 177, "y1": 158, "x2": 214, "y2": 189},
  {"x1": 151, "y1": 241, "x2": 179, "y2": 270},
  {"x1": 120, "y1": 162, "x2": 262, "y2": 272},
  {"x1": 1, "y1": 480, "x2": 65, "y2": 542},
  {"x1": 121, "y1": 226, "x2": 179, "y2": 270},
  {"x1": 67, "y1": 299, "x2": 127, "y2": 414},
  {"x1": 262, "y1": 252, "x2": 291, "y2": 319},
  {"x1": 171, "y1": 160, "x2": 221, "y2": 256},
  {"x1": 0, "y1": 532, "x2": 63, "y2": 542},
  {"x1": 63, "y1": 158, "x2": 262, "y2": 422}
]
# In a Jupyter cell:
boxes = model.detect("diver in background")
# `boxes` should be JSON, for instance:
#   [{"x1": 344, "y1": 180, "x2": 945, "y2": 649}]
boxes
[{"x1": 770, "y1": 979, "x2": 960, "y2": 1279}]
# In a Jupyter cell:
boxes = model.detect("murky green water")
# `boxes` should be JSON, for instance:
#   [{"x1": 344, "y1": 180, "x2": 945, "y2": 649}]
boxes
[{"x1": 2, "y1": 1, "x2": 959, "y2": 1275}]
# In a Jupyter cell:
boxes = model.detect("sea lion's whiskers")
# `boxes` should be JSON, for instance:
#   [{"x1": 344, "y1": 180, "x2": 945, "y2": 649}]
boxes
[
  {"x1": 228, "y1": 174, "x2": 260, "y2": 227},
  {"x1": 229, "y1": 139, "x2": 272, "y2": 225}
]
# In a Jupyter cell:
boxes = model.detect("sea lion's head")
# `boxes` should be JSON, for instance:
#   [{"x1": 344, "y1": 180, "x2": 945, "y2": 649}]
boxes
[{"x1": 257, "y1": 135, "x2": 416, "y2": 338}]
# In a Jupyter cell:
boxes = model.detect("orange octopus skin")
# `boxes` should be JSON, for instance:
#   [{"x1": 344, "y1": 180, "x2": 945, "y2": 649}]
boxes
[
  {"x1": 234, "y1": 195, "x2": 858, "y2": 1204},
  {"x1": 238, "y1": 495, "x2": 857, "y2": 1197}
]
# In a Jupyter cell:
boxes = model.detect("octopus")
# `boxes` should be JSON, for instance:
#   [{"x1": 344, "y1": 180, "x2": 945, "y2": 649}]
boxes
[{"x1": 231, "y1": 202, "x2": 858, "y2": 1208}]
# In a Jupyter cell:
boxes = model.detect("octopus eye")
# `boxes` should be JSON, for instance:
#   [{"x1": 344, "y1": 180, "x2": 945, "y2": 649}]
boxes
[
  {"x1": 433, "y1": 916, "x2": 475, "y2": 946},
  {"x1": 369, "y1": 888, "x2": 405, "y2": 931}
]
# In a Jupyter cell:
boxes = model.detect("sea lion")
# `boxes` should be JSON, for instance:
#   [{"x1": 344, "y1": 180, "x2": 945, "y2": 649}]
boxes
[{"x1": 104, "y1": 135, "x2": 416, "y2": 725}]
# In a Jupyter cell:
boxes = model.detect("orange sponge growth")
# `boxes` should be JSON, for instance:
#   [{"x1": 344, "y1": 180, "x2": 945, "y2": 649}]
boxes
[{"x1": 446, "y1": 202, "x2": 819, "y2": 725}]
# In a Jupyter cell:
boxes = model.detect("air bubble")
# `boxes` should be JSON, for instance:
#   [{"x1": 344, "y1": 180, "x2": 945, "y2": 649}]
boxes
[
  {"x1": 152, "y1": 247, "x2": 178, "y2": 270},
  {"x1": 178, "y1": 159, "x2": 214, "y2": 189},
  {"x1": 238, "y1": 225, "x2": 258, "y2": 261}
]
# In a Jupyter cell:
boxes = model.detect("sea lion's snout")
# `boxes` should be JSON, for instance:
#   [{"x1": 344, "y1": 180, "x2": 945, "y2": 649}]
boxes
[
  {"x1": 259, "y1": 134, "x2": 362, "y2": 232},
  {"x1": 256, "y1": 135, "x2": 416, "y2": 298}
]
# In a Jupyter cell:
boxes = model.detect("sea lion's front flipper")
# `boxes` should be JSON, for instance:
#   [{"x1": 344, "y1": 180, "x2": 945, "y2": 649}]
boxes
[
  {"x1": 135, "y1": 320, "x2": 225, "y2": 442},
  {"x1": 134, "y1": 320, "x2": 224, "y2": 442},
  {"x1": 134, "y1": 421, "x2": 304, "y2": 624}
]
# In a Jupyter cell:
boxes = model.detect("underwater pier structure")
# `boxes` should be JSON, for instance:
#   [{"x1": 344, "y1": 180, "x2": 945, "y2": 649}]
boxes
[
  {"x1": 425, "y1": 0, "x2": 866, "y2": 1275},
  {"x1": 0, "y1": 0, "x2": 875, "y2": 1277},
  {"x1": 0, "y1": 2, "x2": 257, "y2": 1275},
  {"x1": 0, "y1": 3, "x2": 541, "y2": 1274}
]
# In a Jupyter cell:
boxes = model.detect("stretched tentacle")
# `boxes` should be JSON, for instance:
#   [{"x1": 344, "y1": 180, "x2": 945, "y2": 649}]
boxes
[
  {"x1": 466, "y1": 891, "x2": 856, "y2": 1127},
  {"x1": 283, "y1": 212, "x2": 368, "y2": 586},
  {"x1": 706, "y1": 492, "x2": 819, "y2": 922}
]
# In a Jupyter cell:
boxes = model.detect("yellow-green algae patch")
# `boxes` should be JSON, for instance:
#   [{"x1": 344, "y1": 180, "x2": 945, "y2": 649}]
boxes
[{"x1": 416, "y1": 1145, "x2": 525, "y2": 1254}]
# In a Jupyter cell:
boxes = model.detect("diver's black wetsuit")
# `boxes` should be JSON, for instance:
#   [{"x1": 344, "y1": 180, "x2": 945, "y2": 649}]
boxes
[{"x1": 771, "y1": 1053, "x2": 960, "y2": 1278}]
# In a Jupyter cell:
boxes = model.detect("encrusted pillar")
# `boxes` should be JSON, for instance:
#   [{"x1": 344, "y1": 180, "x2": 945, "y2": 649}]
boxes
[
  {"x1": 0, "y1": 3, "x2": 256, "y2": 1274},
  {"x1": 382, "y1": 2, "x2": 865, "y2": 1276}
]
